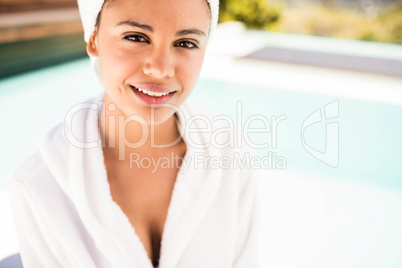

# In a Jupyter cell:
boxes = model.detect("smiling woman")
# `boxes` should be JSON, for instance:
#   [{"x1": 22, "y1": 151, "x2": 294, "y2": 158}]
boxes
[
  {"x1": 7, "y1": 0, "x2": 259, "y2": 267},
  {"x1": 89, "y1": 0, "x2": 210, "y2": 125}
]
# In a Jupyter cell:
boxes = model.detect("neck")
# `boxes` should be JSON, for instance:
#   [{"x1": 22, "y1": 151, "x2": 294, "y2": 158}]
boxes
[{"x1": 100, "y1": 93, "x2": 182, "y2": 161}]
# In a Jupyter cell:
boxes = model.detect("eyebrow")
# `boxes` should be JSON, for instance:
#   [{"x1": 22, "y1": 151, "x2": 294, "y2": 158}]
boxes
[
  {"x1": 116, "y1": 20, "x2": 153, "y2": 32},
  {"x1": 116, "y1": 20, "x2": 206, "y2": 37},
  {"x1": 176, "y1": 29, "x2": 206, "y2": 37}
]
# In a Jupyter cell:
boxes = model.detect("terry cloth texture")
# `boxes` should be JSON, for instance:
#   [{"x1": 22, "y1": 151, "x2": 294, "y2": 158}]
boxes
[{"x1": 8, "y1": 96, "x2": 259, "y2": 268}]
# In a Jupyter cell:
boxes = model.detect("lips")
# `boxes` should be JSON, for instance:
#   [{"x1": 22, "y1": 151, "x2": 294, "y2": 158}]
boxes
[{"x1": 130, "y1": 85, "x2": 176, "y2": 105}]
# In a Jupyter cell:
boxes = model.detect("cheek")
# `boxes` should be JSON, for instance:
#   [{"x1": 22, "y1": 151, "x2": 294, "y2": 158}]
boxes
[
  {"x1": 99, "y1": 40, "x2": 144, "y2": 84},
  {"x1": 177, "y1": 53, "x2": 205, "y2": 91}
]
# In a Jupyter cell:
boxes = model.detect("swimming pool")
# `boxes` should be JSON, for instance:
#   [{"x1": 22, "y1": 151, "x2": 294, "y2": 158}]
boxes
[
  {"x1": 193, "y1": 78, "x2": 402, "y2": 191},
  {"x1": 1, "y1": 57, "x2": 402, "y2": 192}
]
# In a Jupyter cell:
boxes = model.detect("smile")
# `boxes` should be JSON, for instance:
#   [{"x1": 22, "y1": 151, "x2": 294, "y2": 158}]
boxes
[
  {"x1": 136, "y1": 87, "x2": 170, "y2": 97},
  {"x1": 130, "y1": 85, "x2": 176, "y2": 105}
]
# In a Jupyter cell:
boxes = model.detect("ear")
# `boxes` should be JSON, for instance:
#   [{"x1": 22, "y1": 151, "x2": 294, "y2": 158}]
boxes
[{"x1": 86, "y1": 31, "x2": 99, "y2": 57}]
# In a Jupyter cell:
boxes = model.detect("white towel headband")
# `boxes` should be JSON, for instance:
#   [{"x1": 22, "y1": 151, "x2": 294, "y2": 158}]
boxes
[{"x1": 77, "y1": 0, "x2": 219, "y2": 79}]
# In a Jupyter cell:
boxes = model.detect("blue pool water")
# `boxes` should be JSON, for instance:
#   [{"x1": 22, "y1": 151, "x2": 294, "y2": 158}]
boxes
[
  {"x1": 193, "y1": 79, "x2": 402, "y2": 191},
  {"x1": 1, "y1": 58, "x2": 401, "y2": 191}
]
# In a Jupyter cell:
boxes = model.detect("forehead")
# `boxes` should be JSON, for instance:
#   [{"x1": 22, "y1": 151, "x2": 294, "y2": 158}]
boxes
[{"x1": 100, "y1": 0, "x2": 211, "y2": 32}]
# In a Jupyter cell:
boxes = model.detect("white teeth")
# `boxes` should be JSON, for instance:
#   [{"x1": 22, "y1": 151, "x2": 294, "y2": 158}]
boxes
[{"x1": 136, "y1": 87, "x2": 169, "y2": 97}]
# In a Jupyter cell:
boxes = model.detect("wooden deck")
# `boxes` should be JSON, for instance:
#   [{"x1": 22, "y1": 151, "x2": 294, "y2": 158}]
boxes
[
  {"x1": 0, "y1": 5, "x2": 87, "y2": 79},
  {"x1": 0, "y1": 8, "x2": 83, "y2": 43},
  {"x1": 0, "y1": 0, "x2": 77, "y2": 13},
  {"x1": 0, "y1": 5, "x2": 87, "y2": 78}
]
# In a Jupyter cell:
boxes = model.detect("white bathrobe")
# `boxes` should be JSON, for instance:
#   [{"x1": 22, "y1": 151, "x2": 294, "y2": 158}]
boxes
[{"x1": 8, "y1": 96, "x2": 259, "y2": 268}]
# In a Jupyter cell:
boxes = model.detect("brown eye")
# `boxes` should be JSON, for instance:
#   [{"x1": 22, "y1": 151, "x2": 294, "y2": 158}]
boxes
[
  {"x1": 123, "y1": 35, "x2": 149, "y2": 43},
  {"x1": 175, "y1": 41, "x2": 198, "y2": 49}
]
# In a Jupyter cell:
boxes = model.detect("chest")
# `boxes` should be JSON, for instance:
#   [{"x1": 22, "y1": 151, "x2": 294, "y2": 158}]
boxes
[{"x1": 107, "y1": 162, "x2": 179, "y2": 266}]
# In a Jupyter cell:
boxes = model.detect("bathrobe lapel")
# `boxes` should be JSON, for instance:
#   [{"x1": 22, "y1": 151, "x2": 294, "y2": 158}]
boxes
[
  {"x1": 42, "y1": 100, "x2": 151, "y2": 267},
  {"x1": 159, "y1": 103, "x2": 223, "y2": 267},
  {"x1": 69, "y1": 101, "x2": 153, "y2": 268}
]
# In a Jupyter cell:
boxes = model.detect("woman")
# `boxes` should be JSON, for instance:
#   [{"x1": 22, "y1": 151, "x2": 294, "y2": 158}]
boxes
[{"x1": 8, "y1": 0, "x2": 259, "y2": 267}]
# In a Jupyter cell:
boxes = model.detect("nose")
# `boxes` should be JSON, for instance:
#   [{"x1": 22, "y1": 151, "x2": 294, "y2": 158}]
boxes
[{"x1": 143, "y1": 46, "x2": 175, "y2": 79}]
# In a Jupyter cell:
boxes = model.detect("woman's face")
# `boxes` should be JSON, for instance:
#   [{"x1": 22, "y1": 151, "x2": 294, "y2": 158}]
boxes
[{"x1": 87, "y1": 0, "x2": 211, "y2": 124}]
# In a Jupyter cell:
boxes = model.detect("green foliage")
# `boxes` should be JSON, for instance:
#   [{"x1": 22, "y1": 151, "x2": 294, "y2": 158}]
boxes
[
  {"x1": 276, "y1": 3, "x2": 402, "y2": 44},
  {"x1": 218, "y1": 0, "x2": 402, "y2": 44},
  {"x1": 219, "y1": 0, "x2": 281, "y2": 30},
  {"x1": 375, "y1": 2, "x2": 402, "y2": 44}
]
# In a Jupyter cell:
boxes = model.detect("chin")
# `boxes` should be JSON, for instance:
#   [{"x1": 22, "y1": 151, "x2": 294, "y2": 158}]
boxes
[{"x1": 128, "y1": 106, "x2": 177, "y2": 126}]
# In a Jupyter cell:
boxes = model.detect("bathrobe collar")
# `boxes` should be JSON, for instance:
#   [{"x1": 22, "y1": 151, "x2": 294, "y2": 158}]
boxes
[{"x1": 40, "y1": 96, "x2": 222, "y2": 268}]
